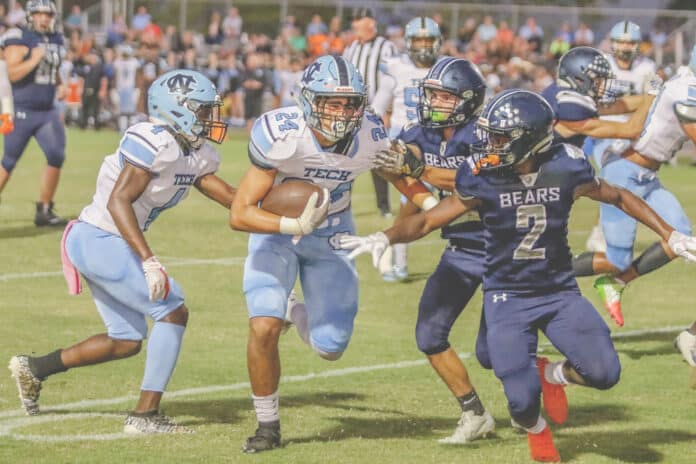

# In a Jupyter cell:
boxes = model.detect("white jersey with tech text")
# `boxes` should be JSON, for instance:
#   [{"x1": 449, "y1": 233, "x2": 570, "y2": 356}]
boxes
[
  {"x1": 371, "y1": 54, "x2": 430, "y2": 135},
  {"x1": 113, "y1": 57, "x2": 140, "y2": 90},
  {"x1": 248, "y1": 106, "x2": 390, "y2": 217},
  {"x1": 633, "y1": 66, "x2": 696, "y2": 163},
  {"x1": 79, "y1": 122, "x2": 220, "y2": 235}
]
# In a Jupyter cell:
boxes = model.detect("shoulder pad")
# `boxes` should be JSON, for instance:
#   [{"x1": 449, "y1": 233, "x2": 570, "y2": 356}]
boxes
[
  {"x1": 1, "y1": 28, "x2": 24, "y2": 47},
  {"x1": 119, "y1": 123, "x2": 173, "y2": 170},
  {"x1": 248, "y1": 115, "x2": 300, "y2": 169},
  {"x1": 674, "y1": 101, "x2": 696, "y2": 123}
]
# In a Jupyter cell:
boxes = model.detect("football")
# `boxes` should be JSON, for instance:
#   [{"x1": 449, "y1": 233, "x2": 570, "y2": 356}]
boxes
[{"x1": 260, "y1": 180, "x2": 326, "y2": 218}]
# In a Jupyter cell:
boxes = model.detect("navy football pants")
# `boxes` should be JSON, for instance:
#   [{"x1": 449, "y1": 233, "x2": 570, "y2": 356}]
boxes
[{"x1": 2, "y1": 107, "x2": 65, "y2": 173}]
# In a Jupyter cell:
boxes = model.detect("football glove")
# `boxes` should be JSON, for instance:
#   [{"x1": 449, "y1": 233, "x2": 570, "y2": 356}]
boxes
[
  {"x1": 142, "y1": 256, "x2": 170, "y2": 302},
  {"x1": 339, "y1": 232, "x2": 390, "y2": 268},
  {"x1": 0, "y1": 114, "x2": 14, "y2": 135},
  {"x1": 374, "y1": 140, "x2": 425, "y2": 179},
  {"x1": 668, "y1": 230, "x2": 696, "y2": 262},
  {"x1": 279, "y1": 188, "x2": 330, "y2": 235}
]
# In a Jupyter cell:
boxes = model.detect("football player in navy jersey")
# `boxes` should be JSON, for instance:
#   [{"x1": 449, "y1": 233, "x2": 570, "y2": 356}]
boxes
[
  {"x1": 342, "y1": 89, "x2": 696, "y2": 462},
  {"x1": 376, "y1": 57, "x2": 495, "y2": 443},
  {"x1": 0, "y1": 0, "x2": 68, "y2": 226}
]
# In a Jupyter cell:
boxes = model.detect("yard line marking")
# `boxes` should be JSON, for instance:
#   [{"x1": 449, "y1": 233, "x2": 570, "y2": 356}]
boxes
[
  {"x1": 0, "y1": 325, "x2": 684, "y2": 421},
  {"x1": 0, "y1": 413, "x2": 135, "y2": 442}
]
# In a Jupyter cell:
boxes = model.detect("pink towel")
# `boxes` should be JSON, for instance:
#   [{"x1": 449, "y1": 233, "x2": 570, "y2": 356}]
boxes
[{"x1": 60, "y1": 220, "x2": 82, "y2": 295}]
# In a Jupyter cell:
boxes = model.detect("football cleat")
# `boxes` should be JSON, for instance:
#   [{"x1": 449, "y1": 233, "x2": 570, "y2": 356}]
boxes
[
  {"x1": 8, "y1": 355, "x2": 42, "y2": 416},
  {"x1": 123, "y1": 412, "x2": 193, "y2": 434},
  {"x1": 593, "y1": 275, "x2": 625, "y2": 327},
  {"x1": 437, "y1": 410, "x2": 495, "y2": 444},
  {"x1": 527, "y1": 425, "x2": 561, "y2": 462},
  {"x1": 34, "y1": 202, "x2": 68, "y2": 227},
  {"x1": 536, "y1": 357, "x2": 568, "y2": 425},
  {"x1": 585, "y1": 225, "x2": 607, "y2": 253},
  {"x1": 242, "y1": 426, "x2": 281, "y2": 453}
]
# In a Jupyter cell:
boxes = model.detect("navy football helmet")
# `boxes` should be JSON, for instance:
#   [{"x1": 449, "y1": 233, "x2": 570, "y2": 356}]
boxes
[
  {"x1": 557, "y1": 47, "x2": 615, "y2": 102},
  {"x1": 471, "y1": 89, "x2": 555, "y2": 174},
  {"x1": 417, "y1": 57, "x2": 486, "y2": 128},
  {"x1": 26, "y1": 0, "x2": 57, "y2": 34}
]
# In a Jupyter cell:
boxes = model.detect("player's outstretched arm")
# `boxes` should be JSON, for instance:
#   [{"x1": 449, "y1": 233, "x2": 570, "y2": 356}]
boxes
[
  {"x1": 374, "y1": 140, "x2": 456, "y2": 190},
  {"x1": 576, "y1": 178, "x2": 696, "y2": 261},
  {"x1": 340, "y1": 195, "x2": 478, "y2": 265},
  {"x1": 195, "y1": 174, "x2": 237, "y2": 209},
  {"x1": 559, "y1": 94, "x2": 654, "y2": 140},
  {"x1": 379, "y1": 172, "x2": 439, "y2": 211}
]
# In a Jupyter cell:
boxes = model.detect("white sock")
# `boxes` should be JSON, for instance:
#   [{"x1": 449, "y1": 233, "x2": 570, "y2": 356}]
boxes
[
  {"x1": 252, "y1": 391, "x2": 280, "y2": 424},
  {"x1": 288, "y1": 301, "x2": 310, "y2": 346},
  {"x1": 393, "y1": 243, "x2": 407, "y2": 269},
  {"x1": 524, "y1": 416, "x2": 547, "y2": 434},
  {"x1": 544, "y1": 360, "x2": 570, "y2": 385}
]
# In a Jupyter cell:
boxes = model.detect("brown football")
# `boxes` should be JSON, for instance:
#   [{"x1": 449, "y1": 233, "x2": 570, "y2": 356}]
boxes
[{"x1": 260, "y1": 180, "x2": 326, "y2": 218}]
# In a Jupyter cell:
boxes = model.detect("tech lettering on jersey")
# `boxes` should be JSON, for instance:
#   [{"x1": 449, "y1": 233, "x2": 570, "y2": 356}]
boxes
[
  {"x1": 303, "y1": 167, "x2": 352, "y2": 181},
  {"x1": 499, "y1": 187, "x2": 561, "y2": 208}
]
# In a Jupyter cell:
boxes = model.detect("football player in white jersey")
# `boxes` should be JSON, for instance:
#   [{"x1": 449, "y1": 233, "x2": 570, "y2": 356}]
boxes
[
  {"x1": 573, "y1": 45, "x2": 696, "y2": 327},
  {"x1": 230, "y1": 55, "x2": 438, "y2": 453},
  {"x1": 584, "y1": 20, "x2": 657, "y2": 252},
  {"x1": 9, "y1": 70, "x2": 237, "y2": 433},
  {"x1": 372, "y1": 16, "x2": 441, "y2": 281}
]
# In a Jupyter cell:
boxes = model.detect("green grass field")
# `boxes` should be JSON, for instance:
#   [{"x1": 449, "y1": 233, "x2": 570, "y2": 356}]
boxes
[{"x1": 1, "y1": 128, "x2": 696, "y2": 463}]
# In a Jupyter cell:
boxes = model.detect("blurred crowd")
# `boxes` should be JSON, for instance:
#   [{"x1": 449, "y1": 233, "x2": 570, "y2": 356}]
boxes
[{"x1": 0, "y1": 2, "x2": 682, "y2": 133}]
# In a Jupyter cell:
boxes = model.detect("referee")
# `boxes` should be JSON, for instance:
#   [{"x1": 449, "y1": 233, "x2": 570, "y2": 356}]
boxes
[{"x1": 343, "y1": 7, "x2": 398, "y2": 218}]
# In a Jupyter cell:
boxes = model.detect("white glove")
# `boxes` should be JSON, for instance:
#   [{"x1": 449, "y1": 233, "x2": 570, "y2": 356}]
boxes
[
  {"x1": 339, "y1": 232, "x2": 390, "y2": 268},
  {"x1": 279, "y1": 188, "x2": 330, "y2": 235},
  {"x1": 142, "y1": 256, "x2": 170, "y2": 302},
  {"x1": 668, "y1": 230, "x2": 696, "y2": 262},
  {"x1": 643, "y1": 73, "x2": 663, "y2": 96}
]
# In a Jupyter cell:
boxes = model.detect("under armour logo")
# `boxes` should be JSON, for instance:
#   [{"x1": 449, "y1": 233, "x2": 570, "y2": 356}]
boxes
[
  {"x1": 492, "y1": 293, "x2": 507, "y2": 303},
  {"x1": 167, "y1": 74, "x2": 197, "y2": 95}
]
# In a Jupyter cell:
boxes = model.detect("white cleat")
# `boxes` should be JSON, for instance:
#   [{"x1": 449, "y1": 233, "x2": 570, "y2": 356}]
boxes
[
  {"x1": 674, "y1": 330, "x2": 696, "y2": 388},
  {"x1": 585, "y1": 225, "x2": 607, "y2": 253},
  {"x1": 124, "y1": 412, "x2": 194, "y2": 434},
  {"x1": 8, "y1": 355, "x2": 42, "y2": 416},
  {"x1": 438, "y1": 410, "x2": 496, "y2": 444}
]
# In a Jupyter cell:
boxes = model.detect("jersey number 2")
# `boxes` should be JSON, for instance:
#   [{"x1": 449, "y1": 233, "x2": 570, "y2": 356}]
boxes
[{"x1": 513, "y1": 204, "x2": 546, "y2": 260}]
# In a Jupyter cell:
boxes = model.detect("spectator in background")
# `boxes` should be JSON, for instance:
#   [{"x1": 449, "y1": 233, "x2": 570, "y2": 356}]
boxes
[
  {"x1": 519, "y1": 16, "x2": 543, "y2": 53},
  {"x1": 305, "y1": 14, "x2": 327, "y2": 37},
  {"x1": 477, "y1": 15, "x2": 497, "y2": 43},
  {"x1": 106, "y1": 14, "x2": 127, "y2": 47},
  {"x1": 76, "y1": 49, "x2": 107, "y2": 130},
  {"x1": 496, "y1": 20, "x2": 515, "y2": 54},
  {"x1": 206, "y1": 11, "x2": 224, "y2": 45},
  {"x1": 181, "y1": 48, "x2": 198, "y2": 70},
  {"x1": 6, "y1": 1, "x2": 25, "y2": 27},
  {"x1": 162, "y1": 25, "x2": 182, "y2": 54},
  {"x1": 131, "y1": 5, "x2": 151, "y2": 32},
  {"x1": 432, "y1": 12, "x2": 448, "y2": 39},
  {"x1": 219, "y1": 52, "x2": 244, "y2": 127},
  {"x1": 328, "y1": 16, "x2": 345, "y2": 54},
  {"x1": 64, "y1": 5, "x2": 82, "y2": 34},
  {"x1": 223, "y1": 7, "x2": 243, "y2": 39},
  {"x1": 202, "y1": 51, "x2": 222, "y2": 84},
  {"x1": 557, "y1": 21, "x2": 573, "y2": 44},
  {"x1": 386, "y1": 22, "x2": 405, "y2": 52},
  {"x1": 549, "y1": 24, "x2": 572, "y2": 60},
  {"x1": 457, "y1": 18, "x2": 478, "y2": 52},
  {"x1": 241, "y1": 52, "x2": 271, "y2": 130},
  {"x1": 274, "y1": 54, "x2": 304, "y2": 107},
  {"x1": 574, "y1": 22, "x2": 594, "y2": 47}
]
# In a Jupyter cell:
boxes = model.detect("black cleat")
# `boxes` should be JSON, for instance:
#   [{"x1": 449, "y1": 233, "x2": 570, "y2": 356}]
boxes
[
  {"x1": 34, "y1": 202, "x2": 68, "y2": 227},
  {"x1": 242, "y1": 426, "x2": 281, "y2": 453}
]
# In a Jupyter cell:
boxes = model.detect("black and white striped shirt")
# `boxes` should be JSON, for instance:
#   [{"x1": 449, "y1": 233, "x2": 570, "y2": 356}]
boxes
[{"x1": 343, "y1": 36, "x2": 398, "y2": 103}]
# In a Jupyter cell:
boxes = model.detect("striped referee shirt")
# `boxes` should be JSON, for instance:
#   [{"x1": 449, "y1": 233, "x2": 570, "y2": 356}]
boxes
[{"x1": 343, "y1": 36, "x2": 398, "y2": 103}]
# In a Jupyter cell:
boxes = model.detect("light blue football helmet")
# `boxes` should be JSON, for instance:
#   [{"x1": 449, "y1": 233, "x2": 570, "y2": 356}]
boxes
[
  {"x1": 148, "y1": 69, "x2": 227, "y2": 149},
  {"x1": 295, "y1": 55, "x2": 367, "y2": 143},
  {"x1": 405, "y1": 17, "x2": 441, "y2": 66},
  {"x1": 610, "y1": 20, "x2": 641, "y2": 62}
]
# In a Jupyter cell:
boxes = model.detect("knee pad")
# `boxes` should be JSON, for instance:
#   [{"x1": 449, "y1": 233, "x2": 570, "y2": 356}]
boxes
[
  {"x1": 501, "y1": 367, "x2": 542, "y2": 425},
  {"x1": 45, "y1": 148, "x2": 66, "y2": 169},
  {"x1": 1, "y1": 152, "x2": 19, "y2": 173},
  {"x1": 575, "y1": 355, "x2": 621, "y2": 390},
  {"x1": 415, "y1": 321, "x2": 450, "y2": 355}
]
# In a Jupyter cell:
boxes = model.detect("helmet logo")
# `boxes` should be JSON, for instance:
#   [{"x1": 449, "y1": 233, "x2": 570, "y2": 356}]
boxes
[
  {"x1": 167, "y1": 74, "x2": 197, "y2": 95},
  {"x1": 302, "y1": 62, "x2": 321, "y2": 84},
  {"x1": 492, "y1": 103, "x2": 520, "y2": 128}
]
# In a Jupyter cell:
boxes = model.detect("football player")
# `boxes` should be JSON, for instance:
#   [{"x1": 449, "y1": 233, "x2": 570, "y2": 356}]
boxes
[
  {"x1": 340, "y1": 89, "x2": 696, "y2": 462},
  {"x1": 0, "y1": 0, "x2": 68, "y2": 225},
  {"x1": 573, "y1": 44, "x2": 696, "y2": 327},
  {"x1": 230, "y1": 55, "x2": 438, "y2": 453},
  {"x1": 9, "y1": 70, "x2": 236, "y2": 433},
  {"x1": 376, "y1": 57, "x2": 496, "y2": 443},
  {"x1": 583, "y1": 20, "x2": 657, "y2": 252},
  {"x1": 372, "y1": 16, "x2": 441, "y2": 280}
]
